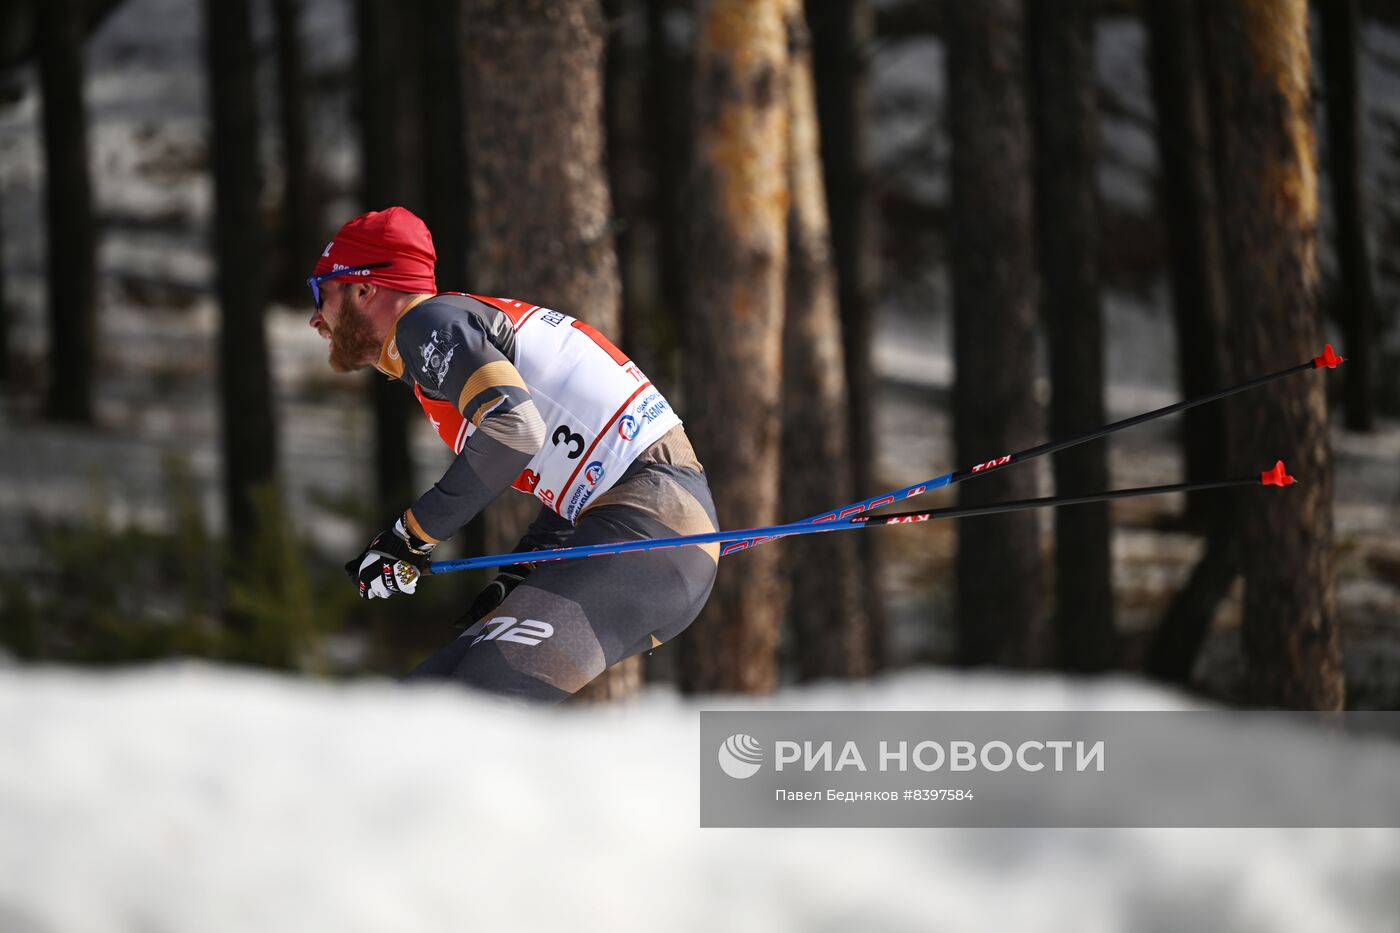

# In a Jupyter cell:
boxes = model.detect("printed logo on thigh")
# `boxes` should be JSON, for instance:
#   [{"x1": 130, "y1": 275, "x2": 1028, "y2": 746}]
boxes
[
  {"x1": 473, "y1": 585, "x2": 606, "y2": 695},
  {"x1": 470, "y1": 617, "x2": 555, "y2": 647}
]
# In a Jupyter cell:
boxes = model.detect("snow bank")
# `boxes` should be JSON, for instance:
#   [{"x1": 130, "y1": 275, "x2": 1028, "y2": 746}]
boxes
[{"x1": 1, "y1": 664, "x2": 1398, "y2": 933}]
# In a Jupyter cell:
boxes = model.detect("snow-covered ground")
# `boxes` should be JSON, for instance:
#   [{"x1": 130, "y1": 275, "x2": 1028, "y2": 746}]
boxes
[{"x1": 1, "y1": 663, "x2": 1398, "y2": 933}]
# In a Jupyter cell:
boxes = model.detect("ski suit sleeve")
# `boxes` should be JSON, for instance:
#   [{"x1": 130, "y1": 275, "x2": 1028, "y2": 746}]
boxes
[{"x1": 396, "y1": 303, "x2": 547, "y2": 542}]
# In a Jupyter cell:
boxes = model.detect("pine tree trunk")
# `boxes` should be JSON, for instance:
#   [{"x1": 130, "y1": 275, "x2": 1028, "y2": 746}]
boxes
[
  {"x1": 418, "y1": 0, "x2": 471, "y2": 292},
  {"x1": 204, "y1": 0, "x2": 279, "y2": 552},
  {"x1": 271, "y1": 0, "x2": 320, "y2": 302},
  {"x1": 0, "y1": 181, "x2": 8, "y2": 385},
  {"x1": 37, "y1": 0, "x2": 95, "y2": 424},
  {"x1": 946, "y1": 0, "x2": 1042, "y2": 667},
  {"x1": 416, "y1": 0, "x2": 480, "y2": 561},
  {"x1": 461, "y1": 0, "x2": 639, "y2": 697},
  {"x1": 1320, "y1": 0, "x2": 1375, "y2": 432},
  {"x1": 604, "y1": 0, "x2": 643, "y2": 368},
  {"x1": 783, "y1": 1, "x2": 868, "y2": 681},
  {"x1": 805, "y1": 0, "x2": 885, "y2": 668},
  {"x1": 1202, "y1": 0, "x2": 1342, "y2": 709},
  {"x1": 677, "y1": 0, "x2": 789, "y2": 693},
  {"x1": 1146, "y1": 0, "x2": 1233, "y2": 529},
  {"x1": 1144, "y1": 0, "x2": 1238, "y2": 679},
  {"x1": 1029, "y1": 0, "x2": 1115, "y2": 671},
  {"x1": 356, "y1": 0, "x2": 419, "y2": 529},
  {"x1": 644, "y1": 0, "x2": 687, "y2": 389}
]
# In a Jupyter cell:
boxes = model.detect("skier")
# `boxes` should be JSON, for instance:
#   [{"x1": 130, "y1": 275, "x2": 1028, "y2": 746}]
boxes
[{"x1": 308, "y1": 207, "x2": 718, "y2": 702}]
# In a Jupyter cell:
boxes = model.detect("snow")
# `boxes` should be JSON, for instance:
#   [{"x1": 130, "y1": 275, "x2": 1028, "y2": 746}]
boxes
[{"x1": 2, "y1": 663, "x2": 1398, "y2": 933}]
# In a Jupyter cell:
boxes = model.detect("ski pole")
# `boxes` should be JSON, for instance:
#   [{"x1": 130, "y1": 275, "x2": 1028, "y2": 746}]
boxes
[
  {"x1": 717, "y1": 344, "x2": 1344, "y2": 556},
  {"x1": 428, "y1": 463, "x2": 1296, "y2": 574}
]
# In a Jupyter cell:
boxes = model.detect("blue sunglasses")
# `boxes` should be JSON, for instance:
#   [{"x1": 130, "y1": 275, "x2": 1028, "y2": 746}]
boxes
[{"x1": 307, "y1": 261, "x2": 393, "y2": 310}]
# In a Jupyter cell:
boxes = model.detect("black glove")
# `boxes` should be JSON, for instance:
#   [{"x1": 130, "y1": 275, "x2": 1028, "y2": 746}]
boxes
[
  {"x1": 455, "y1": 562, "x2": 534, "y2": 629},
  {"x1": 346, "y1": 514, "x2": 435, "y2": 600}
]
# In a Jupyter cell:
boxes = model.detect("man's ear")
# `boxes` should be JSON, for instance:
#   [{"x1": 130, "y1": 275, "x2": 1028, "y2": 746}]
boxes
[{"x1": 354, "y1": 281, "x2": 376, "y2": 303}]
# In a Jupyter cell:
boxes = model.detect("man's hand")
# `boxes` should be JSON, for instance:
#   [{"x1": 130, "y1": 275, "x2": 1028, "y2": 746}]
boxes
[
  {"x1": 455, "y1": 562, "x2": 534, "y2": 628},
  {"x1": 347, "y1": 514, "x2": 436, "y2": 600}
]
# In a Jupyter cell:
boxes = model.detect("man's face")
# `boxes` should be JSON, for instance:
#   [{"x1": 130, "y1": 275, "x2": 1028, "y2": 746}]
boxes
[{"x1": 310, "y1": 282, "x2": 380, "y2": 373}]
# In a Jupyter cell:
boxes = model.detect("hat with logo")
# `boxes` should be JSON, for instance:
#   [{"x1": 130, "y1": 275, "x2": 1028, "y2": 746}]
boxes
[{"x1": 313, "y1": 206, "x2": 437, "y2": 294}]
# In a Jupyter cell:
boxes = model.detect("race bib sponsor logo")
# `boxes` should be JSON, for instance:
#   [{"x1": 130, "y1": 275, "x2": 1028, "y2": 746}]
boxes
[
  {"x1": 418, "y1": 329, "x2": 458, "y2": 388},
  {"x1": 618, "y1": 414, "x2": 639, "y2": 441},
  {"x1": 540, "y1": 309, "x2": 567, "y2": 327},
  {"x1": 566, "y1": 483, "x2": 596, "y2": 522},
  {"x1": 585, "y1": 461, "x2": 605, "y2": 486},
  {"x1": 633, "y1": 392, "x2": 671, "y2": 426},
  {"x1": 512, "y1": 469, "x2": 541, "y2": 494}
]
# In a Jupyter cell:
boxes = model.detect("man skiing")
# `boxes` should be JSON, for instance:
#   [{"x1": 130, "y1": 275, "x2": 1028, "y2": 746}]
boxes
[{"x1": 308, "y1": 207, "x2": 718, "y2": 702}]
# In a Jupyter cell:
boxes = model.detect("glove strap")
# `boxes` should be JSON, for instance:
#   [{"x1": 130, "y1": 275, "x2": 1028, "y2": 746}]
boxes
[{"x1": 394, "y1": 513, "x2": 437, "y2": 557}]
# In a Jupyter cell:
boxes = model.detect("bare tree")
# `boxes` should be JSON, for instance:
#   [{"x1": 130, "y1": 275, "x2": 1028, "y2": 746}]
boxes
[
  {"x1": 37, "y1": 0, "x2": 96, "y2": 423},
  {"x1": 1202, "y1": 0, "x2": 1342, "y2": 709},
  {"x1": 460, "y1": 0, "x2": 640, "y2": 698},
  {"x1": 417, "y1": 0, "x2": 470, "y2": 293},
  {"x1": 946, "y1": 0, "x2": 1043, "y2": 667},
  {"x1": 1320, "y1": 0, "x2": 1376, "y2": 431},
  {"x1": 1144, "y1": 0, "x2": 1237, "y2": 683},
  {"x1": 1028, "y1": 0, "x2": 1114, "y2": 671},
  {"x1": 355, "y1": 0, "x2": 419, "y2": 528},
  {"x1": 805, "y1": 0, "x2": 884, "y2": 667},
  {"x1": 1155, "y1": 2, "x2": 1237, "y2": 529},
  {"x1": 0, "y1": 181, "x2": 8, "y2": 385},
  {"x1": 644, "y1": 0, "x2": 687, "y2": 385},
  {"x1": 270, "y1": 0, "x2": 320, "y2": 301},
  {"x1": 204, "y1": 0, "x2": 279, "y2": 551},
  {"x1": 783, "y1": 0, "x2": 868, "y2": 681},
  {"x1": 677, "y1": 0, "x2": 789, "y2": 693},
  {"x1": 412, "y1": 0, "x2": 482, "y2": 560},
  {"x1": 603, "y1": 0, "x2": 648, "y2": 373}
]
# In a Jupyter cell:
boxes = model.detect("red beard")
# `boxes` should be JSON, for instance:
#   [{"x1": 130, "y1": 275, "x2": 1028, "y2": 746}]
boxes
[{"x1": 327, "y1": 294, "x2": 381, "y2": 373}]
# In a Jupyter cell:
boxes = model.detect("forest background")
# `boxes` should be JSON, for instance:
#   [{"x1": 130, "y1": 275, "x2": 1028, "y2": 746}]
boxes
[{"x1": 1, "y1": 0, "x2": 1398, "y2": 712}]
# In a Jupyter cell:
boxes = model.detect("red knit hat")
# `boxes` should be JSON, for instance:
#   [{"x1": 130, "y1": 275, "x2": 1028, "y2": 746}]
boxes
[{"x1": 313, "y1": 206, "x2": 437, "y2": 294}]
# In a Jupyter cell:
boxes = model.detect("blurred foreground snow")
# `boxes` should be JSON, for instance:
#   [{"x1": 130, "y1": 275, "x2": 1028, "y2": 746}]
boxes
[{"x1": 2, "y1": 664, "x2": 1398, "y2": 933}]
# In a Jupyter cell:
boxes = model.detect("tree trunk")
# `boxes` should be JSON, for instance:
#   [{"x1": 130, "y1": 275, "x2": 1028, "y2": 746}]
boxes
[
  {"x1": 0, "y1": 181, "x2": 8, "y2": 385},
  {"x1": 677, "y1": 0, "x2": 789, "y2": 693},
  {"x1": 1147, "y1": 527, "x2": 1236, "y2": 683},
  {"x1": 37, "y1": 0, "x2": 95, "y2": 424},
  {"x1": 1202, "y1": 0, "x2": 1342, "y2": 709},
  {"x1": 271, "y1": 0, "x2": 320, "y2": 303},
  {"x1": 1028, "y1": 0, "x2": 1115, "y2": 671},
  {"x1": 204, "y1": 0, "x2": 279, "y2": 552},
  {"x1": 604, "y1": 0, "x2": 643, "y2": 367},
  {"x1": 1143, "y1": 0, "x2": 1238, "y2": 677},
  {"x1": 416, "y1": 0, "x2": 480, "y2": 560},
  {"x1": 461, "y1": 0, "x2": 640, "y2": 697},
  {"x1": 783, "y1": 1, "x2": 868, "y2": 681},
  {"x1": 418, "y1": 0, "x2": 470, "y2": 293},
  {"x1": 946, "y1": 0, "x2": 1042, "y2": 667},
  {"x1": 1320, "y1": 0, "x2": 1376, "y2": 432},
  {"x1": 356, "y1": 0, "x2": 420, "y2": 529},
  {"x1": 644, "y1": 0, "x2": 687, "y2": 389},
  {"x1": 805, "y1": 0, "x2": 884, "y2": 668},
  {"x1": 1145, "y1": 0, "x2": 1233, "y2": 528}
]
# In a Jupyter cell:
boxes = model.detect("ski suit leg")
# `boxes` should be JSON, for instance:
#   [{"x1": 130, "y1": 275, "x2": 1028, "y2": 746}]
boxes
[{"x1": 403, "y1": 464, "x2": 719, "y2": 702}]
